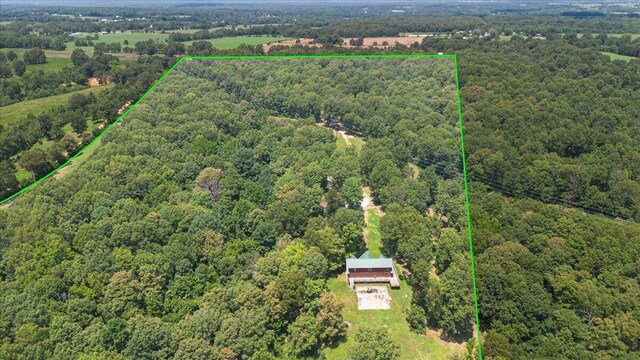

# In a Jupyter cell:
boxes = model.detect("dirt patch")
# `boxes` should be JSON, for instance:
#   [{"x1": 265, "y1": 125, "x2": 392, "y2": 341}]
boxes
[
  {"x1": 355, "y1": 286, "x2": 392, "y2": 310},
  {"x1": 408, "y1": 163, "x2": 420, "y2": 179},
  {"x1": 53, "y1": 163, "x2": 73, "y2": 180},
  {"x1": 263, "y1": 38, "x2": 320, "y2": 52},
  {"x1": 362, "y1": 186, "x2": 384, "y2": 216},
  {"x1": 88, "y1": 76, "x2": 114, "y2": 87},
  {"x1": 0, "y1": 200, "x2": 13, "y2": 209}
]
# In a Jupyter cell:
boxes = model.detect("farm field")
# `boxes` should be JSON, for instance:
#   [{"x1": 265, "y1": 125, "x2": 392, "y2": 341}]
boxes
[
  {"x1": 65, "y1": 32, "x2": 288, "y2": 51},
  {"x1": 600, "y1": 51, "x2": 637, "y2": 62},
  {"x1": 0, "y1": 85, "x2": 113, "y2": 125},
  {"x1": 181, "y1": 35, "x2": 290, "y2": 49}
]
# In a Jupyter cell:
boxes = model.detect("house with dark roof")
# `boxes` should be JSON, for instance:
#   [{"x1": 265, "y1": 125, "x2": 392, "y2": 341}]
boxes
[{"x1": 345, "y1": 251, "x2": 400, "y2": 288}]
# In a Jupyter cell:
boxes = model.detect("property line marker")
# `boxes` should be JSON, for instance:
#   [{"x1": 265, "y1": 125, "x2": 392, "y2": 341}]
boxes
[
  {"x1": 454, "y1": 55, "x2": 484, "y2": 359},
  {"x1": 0, "y1": 53, "x2": 484, "y2": 359}
]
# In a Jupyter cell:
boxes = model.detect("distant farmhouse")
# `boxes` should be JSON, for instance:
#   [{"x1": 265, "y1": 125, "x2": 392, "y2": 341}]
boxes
[{"x1": 346, "y1": 251, "x2": 400, "y2": 288}]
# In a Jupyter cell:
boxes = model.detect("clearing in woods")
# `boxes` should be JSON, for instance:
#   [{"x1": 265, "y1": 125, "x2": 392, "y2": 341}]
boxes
[
  {"x1": 0, "y1": 57, "x2": 481, "y2": 360},
  {"x1": 600, "y1": 51, "x2": 637, "y2": 62},
  {"x1": 324, "y1": 129, "x2": 464, "y2": 360}
]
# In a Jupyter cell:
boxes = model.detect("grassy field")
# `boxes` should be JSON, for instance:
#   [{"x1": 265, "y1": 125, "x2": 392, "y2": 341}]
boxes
[
  {"x1": 336, "y1": 132, "x2": 349, "y2": 150},
  {"x1": 349, "y1": 136, "x2": 365, "y2": 152},
  {"x1": 1, "y1": 85, "x2": 112, "y2": 125},
  {"x1": 325, "y1": 274, "x2": 456, "y2": 360},
  {"x1": 365, "y1": 208, "x2": 383, "y2": 258},
  {"x1": 600, "y1": 51, "x2": 637, "y2": 62},
  {"x1": 181, "y1": 35, "x2": 290, "y2": 49},
  {"x1": 65, "y1": 32, "x2": 288, "y2": 51},
  {"x1": 65, "y1": 31, "x2": 171, "y2": 50},
  {"x1": 2, "y1": 48, "x2": 73, "y2": 73}
]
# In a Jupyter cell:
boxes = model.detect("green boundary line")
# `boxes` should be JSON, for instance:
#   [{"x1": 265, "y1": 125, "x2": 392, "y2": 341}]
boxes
[
  {"x1": 0, "y1": 52, "x2": 484, "y2": 359},
  {"x1": 455, "y1": 56, "x2": 483, "y2": 359}
]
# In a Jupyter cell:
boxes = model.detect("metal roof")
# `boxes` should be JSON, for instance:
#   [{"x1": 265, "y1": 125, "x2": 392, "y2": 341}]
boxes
[{"x1": 346, "y1": 251, "x2": 393, "y2": 269}]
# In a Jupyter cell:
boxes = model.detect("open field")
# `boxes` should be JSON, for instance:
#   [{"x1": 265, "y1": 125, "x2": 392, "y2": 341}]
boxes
[
  {"x1": 325, "y1": 274, "x2": 460, "y2": 360},
  {"x1": 182, "y1": 35, "x2": 290, "y2": 49},
  {"x1": 600, "y1": 51, "x2": 637, "y2": 62},
  {"x1": 365, "y1": 208, "x2": 383, "y2": 258},
  {"x1": 0, "y1": 85, "x2": 113, "y2": 125},
  {"x1": 65, "y1": 32, "x2": 288, "y2": 51}
]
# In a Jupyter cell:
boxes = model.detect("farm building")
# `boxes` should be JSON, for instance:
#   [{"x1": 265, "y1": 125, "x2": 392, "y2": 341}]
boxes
[{"x1": 346, "y1": 251, "x2": 400, "y2": 288}]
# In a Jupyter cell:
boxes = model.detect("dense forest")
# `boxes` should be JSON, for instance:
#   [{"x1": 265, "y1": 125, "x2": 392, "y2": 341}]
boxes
[
  {"x1": 0, "y1": 58, "x2": 473, "y2": 359},
  {"x1": 1, "y1": 3, "x2": 640, "y2": 360}
]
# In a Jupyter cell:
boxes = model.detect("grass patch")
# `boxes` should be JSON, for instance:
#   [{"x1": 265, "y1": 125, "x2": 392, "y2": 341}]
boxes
[
  {"x1": 349, "y1": 136, "x2": 365, "y2": 152},
  {"x1": 336, "y1": 132, "x2": 349, "y2": 150},
  {"x1": 600, "y1": 51, "x2": 636, "y2": 62},
  {"x1": 325, "y1": 275, "x2": 454, "y2": 360},
  {"x1": 0, "y1": 85, "x2": 113, "y2": 126},
  {"x1": 24, "y1": 57, "x2": 73, "y2": 74},
  {"x1": 365, "y1": 208, "x2": 383, "y2": 258},
  {"x1": 15, "y1": 167, "x2": 32, "y2": 182}
]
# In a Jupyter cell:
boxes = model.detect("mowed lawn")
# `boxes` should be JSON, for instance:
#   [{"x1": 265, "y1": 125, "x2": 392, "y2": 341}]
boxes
[
  {"x1": 0, "y1": 85, "x2": 113, "y2": 125},
  {"x1": 600, "y1": 51, "x2": 637, "y2": 62},
  {"x1": 325, "y1": 275, "x2": 455, "y2": 360},
  {"x1": 365, "y1": 208, "x2": 383, "y2": 258}
]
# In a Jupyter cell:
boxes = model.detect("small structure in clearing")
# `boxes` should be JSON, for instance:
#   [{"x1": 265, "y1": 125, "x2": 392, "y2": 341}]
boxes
[{"x1": 346, "y1": 251, "x2": 400, "y2": 289}]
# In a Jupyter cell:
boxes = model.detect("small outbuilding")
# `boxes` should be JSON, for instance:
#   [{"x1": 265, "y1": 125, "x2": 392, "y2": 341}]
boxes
[{"x1": 346, "y1": 251, "x2": 400, "y2": 288}]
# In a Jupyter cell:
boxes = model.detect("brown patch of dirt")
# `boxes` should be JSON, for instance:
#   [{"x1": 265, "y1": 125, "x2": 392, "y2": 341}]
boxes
[
  {"x1": 0, "y1": 200, "x2": 13, "y2": 209},
  {"x1": 88, "y1": 75, "x2": 114, "y2": 87},
  {"x1": 53, "y1": 163, "x2": 73, "y2": 179},
  {"x1": 117, "y1": 100, "x2": 133, "y2": 115},
  {"x1": 408, "y1": 163, "x2": 420, "y2": 179},
  {"x1": 263, "y1": 38, "x2": 320, "y2": 52}
]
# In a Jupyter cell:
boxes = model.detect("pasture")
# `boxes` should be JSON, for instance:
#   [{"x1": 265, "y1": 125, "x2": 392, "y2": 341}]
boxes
[{"x1": 0, "y1": 85, "x2": 113, "y2": 125}]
